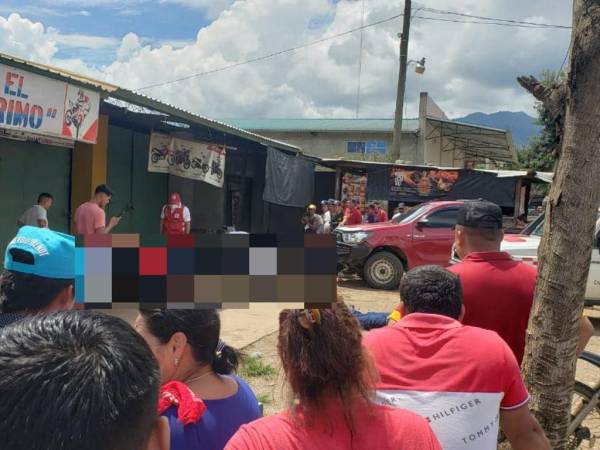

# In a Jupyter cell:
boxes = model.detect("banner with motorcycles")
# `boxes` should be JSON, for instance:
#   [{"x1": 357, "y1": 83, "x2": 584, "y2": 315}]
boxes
[{"x1": 148, "y1": 133, "x2": 226, "y2": 188}]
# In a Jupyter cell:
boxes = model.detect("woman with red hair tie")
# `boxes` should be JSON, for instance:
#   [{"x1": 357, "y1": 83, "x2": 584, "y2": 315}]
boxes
[{"x1": 225, "y1": 302, "x2": 441, "y2": 450}]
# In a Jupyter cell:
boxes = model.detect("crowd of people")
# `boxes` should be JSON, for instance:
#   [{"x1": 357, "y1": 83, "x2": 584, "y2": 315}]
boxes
[
  {"x1": 0, "y1": 195, "x2": 589, "y2": 449},
  {"x1": 301, "y1": 198, "x2": 395, "y2": 234}
]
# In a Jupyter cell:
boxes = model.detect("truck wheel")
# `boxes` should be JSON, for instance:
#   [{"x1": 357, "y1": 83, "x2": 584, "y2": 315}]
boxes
[{"x1": 363, "y1": 251, "x2": 404, "y2": 290}]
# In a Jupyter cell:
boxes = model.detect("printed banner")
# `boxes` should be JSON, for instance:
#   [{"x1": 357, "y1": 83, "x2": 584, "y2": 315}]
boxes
[
  {"x1": 341, "y1": 172, "x2": 367, "y2": 210},
  {"x1": 148, "y1": 133, "x2": 226, "y2": 188},
  {"x1": 0, "y1": 64, "x2": 100, "y2": 143},
  {"x1": 389, "y1": 168, "x2": 459, "y2": 201}
]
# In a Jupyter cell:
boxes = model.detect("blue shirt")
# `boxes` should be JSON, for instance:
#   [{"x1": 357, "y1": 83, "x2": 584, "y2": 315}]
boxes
[{"x1": 163, "y1": 375, "x2": 262, "y2": 450}]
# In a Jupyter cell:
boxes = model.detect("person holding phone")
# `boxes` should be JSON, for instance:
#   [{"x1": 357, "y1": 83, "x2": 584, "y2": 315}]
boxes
[{"x1": 74, "y1": 184, "x2": 121, "y2": 234}]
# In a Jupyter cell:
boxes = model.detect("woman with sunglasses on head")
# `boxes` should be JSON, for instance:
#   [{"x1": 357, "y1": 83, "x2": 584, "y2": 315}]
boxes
[
  {"x1": 135, "y1": 309, "x2": 261, "y2": 450},
  {"x1": 225, "y1": 302, "x2": 441, "y2": 450}
]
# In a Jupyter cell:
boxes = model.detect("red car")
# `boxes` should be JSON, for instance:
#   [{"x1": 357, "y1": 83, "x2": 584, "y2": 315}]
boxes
[{"x1": 335, "y1": 201, "x2": 464, "y2": 289}]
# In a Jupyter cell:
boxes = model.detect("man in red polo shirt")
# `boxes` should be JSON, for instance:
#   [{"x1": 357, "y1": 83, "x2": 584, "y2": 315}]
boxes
[
  {"x1": 364, "y1": 265, "x2": 550, "y2": 450},
  {"x1": 374, "y1": 201, "x2": 388, "y2": 222},
  {"x1": 450, "y1": 200, "x2": 593, "y2": 365},
  {"x1": 340, "y1": 199, "x2": 363, "y2": 226}
]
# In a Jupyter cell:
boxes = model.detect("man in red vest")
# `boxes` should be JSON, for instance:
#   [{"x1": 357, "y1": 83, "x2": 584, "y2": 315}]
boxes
[{"x1": 160, "y1": 192, "x2": 191, "y2": 234}]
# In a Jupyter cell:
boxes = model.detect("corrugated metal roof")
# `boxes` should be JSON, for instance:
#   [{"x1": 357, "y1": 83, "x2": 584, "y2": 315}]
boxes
[
  {"x1": 0, "y1": 52, "x2": 302, "y2": 153},
  {"x1": 221, "y1": 118, "x2": 420, "y2": 133}
]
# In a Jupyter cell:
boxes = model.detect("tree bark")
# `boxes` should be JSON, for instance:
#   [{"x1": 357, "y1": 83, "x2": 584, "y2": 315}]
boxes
[{"x1": 520, "y1": 1, "x2": 600, "y2": 448}]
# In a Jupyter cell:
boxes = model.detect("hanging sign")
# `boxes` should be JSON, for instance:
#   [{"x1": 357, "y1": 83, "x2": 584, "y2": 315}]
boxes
[
  {"x1": 389, "y1": 168, "x2": 459, "y2": 201},
  {"x1": 0, "y1": 64, "x2": 100, "y2": 143},
  {"x1": 147, "y1": 133, "x2": 226, "y2": 188},
  {"x1": 341, "y1": 172, "x2": 368, "y2": 210}
]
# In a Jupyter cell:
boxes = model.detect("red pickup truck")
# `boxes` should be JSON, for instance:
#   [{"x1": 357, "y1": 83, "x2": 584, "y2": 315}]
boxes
[{"x1": 335, "y1": 201, "x2": 463, "y2": 289}]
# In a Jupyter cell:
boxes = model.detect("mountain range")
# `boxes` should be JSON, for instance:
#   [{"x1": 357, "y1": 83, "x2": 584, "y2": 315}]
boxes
[{"x1": 454, "y1": 111, "x2": 541, "y2": 148}]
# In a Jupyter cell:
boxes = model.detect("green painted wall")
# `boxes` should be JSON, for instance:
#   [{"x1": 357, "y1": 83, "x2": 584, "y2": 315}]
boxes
[
  {"x1": 106, "y1": 125, "x2": 168, "y2": 235},
  {"x1": 0, "y1": 137, "x2": 71, "y2": 266}
]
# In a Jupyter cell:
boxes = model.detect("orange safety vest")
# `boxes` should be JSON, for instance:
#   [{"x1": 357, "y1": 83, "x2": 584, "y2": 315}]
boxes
[{"x1": 163, "y1": 205, "x2": 186, "y2": 234}]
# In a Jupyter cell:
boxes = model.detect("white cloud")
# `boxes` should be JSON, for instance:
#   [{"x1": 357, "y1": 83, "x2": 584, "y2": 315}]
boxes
[
  {"x1": 0, "y1": 1, "x2": 573, "y2": 120},
  {"x1": 48, "y1": 28, "x2": 120, "y2": 49},
  {"x1": 117, "y1": 32, "x2": 141, "y2": 61}
]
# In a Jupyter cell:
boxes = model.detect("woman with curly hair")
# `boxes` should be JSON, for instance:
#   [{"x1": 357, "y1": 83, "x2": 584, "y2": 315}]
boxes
[{"x1": 225, "y1": 302, "x2": 441, "y2": 450}]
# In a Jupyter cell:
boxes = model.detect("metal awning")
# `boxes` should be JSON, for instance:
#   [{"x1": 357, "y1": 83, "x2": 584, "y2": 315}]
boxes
[{"x1": 426, "y1": 116, "x2": 518, "y2": 164}]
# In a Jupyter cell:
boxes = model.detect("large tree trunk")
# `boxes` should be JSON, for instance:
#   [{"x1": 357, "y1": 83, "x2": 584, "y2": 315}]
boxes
[{"x1": 519, "y1": 1, "x2": 600, "y2": 448}]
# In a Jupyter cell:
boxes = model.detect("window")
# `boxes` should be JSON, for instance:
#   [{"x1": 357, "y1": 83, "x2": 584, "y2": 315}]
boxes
[
  {"x1": 347, "y1": 142, "x2": 366, "y2": 153},
  {"x1": 424, "y1": 208, "x2": 459, "y2": 228},
  {"x1": 365, "y1": 141, "x2": 387, "y2": 154}
]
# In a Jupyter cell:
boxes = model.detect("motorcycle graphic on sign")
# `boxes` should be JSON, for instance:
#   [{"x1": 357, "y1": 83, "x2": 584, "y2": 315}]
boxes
[
  {"x1": 147, "y1": 133, "x2": 226, "y2": 188},
  {"x1": 62, "y1": 85, "x2": 98, "y2": 142}
]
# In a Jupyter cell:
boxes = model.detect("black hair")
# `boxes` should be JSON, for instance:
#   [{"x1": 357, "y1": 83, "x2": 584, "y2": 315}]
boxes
[
  {"x1": 95, "y1": 184, "x2": 114, "y2": 196},
  {"x1": 0, "y1": 269, "x2": 73, "y2": 313},
  {"x1": 400, "y1": 265, "x2": 463, "y2": 319},
  {"x1": 37, "y1": 192, "x2": 53, "y2": 203},
  {"x1": 460, "y1": 225, "x2": 503, "y2": 243},
  {"x1": 140, "y1": 309, "x2": 238, "y2": 374},
  {"x1": 0, "y1": 311, "x2": 160, "y2": 450}
]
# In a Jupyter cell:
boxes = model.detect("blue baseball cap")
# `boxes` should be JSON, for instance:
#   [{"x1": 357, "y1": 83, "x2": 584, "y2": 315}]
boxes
[{"x1": 4, "y1": 226, "x2": 75, "y2": 279}]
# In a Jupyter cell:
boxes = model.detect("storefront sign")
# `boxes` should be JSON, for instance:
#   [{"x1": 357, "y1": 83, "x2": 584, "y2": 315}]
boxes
[
  {"x1": 389, "y1": 168, "x2": 459, "y2": 201},
  {"x1": 147, "y1": 133, "x2": 226, "y2": 188},
  {"x1": 0, "y1": 64, "x2": 100, "y2": 143}
]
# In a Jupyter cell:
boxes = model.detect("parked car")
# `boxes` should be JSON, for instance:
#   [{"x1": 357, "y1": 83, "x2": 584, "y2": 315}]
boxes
[
  {"x1": 336, "y1": 201, "x2": 464, "y2": 289},
  {"x1": 449, "y1": 210, "x2": 600, "y2": 306}
]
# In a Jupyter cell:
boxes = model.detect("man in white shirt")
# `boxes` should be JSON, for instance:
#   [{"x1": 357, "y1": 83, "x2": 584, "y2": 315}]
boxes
[{"x1": 18, "y1": 193, "x2": 53, "y2": 228}]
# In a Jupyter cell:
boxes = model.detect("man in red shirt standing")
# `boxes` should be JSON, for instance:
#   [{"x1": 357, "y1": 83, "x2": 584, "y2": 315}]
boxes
[
  {"x1": 374, "y1": 201, "x2": 388, "y2": 222},
  {"x1": 340, "y1": 199, "x2": 363, "y2": 226},
  {"x1": 450, "y1": 200, "x2": 593, "y2": 365},
  {"x1": 160, "y1": 192, "x2": 191, "y2": 235},
  {"x1": 364, "y1": 265, "x2": 550, "y2": 450},
  {"x1": 74, "y1": 184, "x2": 121, "y2": 234}
]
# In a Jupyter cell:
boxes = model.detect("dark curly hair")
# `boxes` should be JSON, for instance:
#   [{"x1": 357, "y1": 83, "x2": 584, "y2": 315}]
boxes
[
  {"x1": 400, "y1": 265, "x2": 463, "y2": 319},
  {"x1": 277, "y1": 301, "x2": 378, "y2": 436}
]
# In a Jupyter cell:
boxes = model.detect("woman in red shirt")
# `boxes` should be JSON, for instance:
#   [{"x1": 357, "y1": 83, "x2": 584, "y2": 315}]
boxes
[{"x1": 225, "y1": 302, "x2": 441, "y2": 450}]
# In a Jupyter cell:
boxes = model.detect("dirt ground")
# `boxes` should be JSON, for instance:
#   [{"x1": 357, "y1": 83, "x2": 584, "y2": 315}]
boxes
[{"x1": 239, "y1": 279, "x2": 600, "y2": 449}]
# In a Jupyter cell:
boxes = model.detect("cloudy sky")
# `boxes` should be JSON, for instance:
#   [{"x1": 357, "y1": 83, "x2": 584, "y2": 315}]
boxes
[{"x1": 0, "y1": 0, "x2": 572, "y2": 119}]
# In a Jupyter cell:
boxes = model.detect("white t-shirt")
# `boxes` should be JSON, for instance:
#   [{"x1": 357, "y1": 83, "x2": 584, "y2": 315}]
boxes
[
  {"x1": 161, "y1": 204, "x2": 191, "y2": 222},
  {"x1": 19, "y1": 205, "x2": 48, "y2": 227},
  {"x1": 322, "y1": 210, "x2": 331, "y2": 224}
]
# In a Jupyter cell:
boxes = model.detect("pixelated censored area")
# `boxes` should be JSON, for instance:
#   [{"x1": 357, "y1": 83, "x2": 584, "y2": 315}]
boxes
[{"x1": 75, "y1": 233, "x2": 336, "y2": 309}]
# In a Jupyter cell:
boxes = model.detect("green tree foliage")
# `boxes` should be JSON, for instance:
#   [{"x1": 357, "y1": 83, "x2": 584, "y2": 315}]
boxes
[{"x1": 517, "y1": 70, "x2": 563, "y2": 172}]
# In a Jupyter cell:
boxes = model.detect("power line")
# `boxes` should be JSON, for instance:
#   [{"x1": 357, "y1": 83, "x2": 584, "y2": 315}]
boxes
[
  {"x1": 136, "y1": 8, "x2": 571, "y2": 91},
  {"x1": 137, "y1": 11, "x2": 404, "y2": 91},
  {"x1": 413, "y1": 15, "x2": 570, "y2": 29},
  {"x1": 419, "y1": 6, "x2": 571, "y2": 29},
  {"x1": 356, "y1": 0, "x2": 366, "y2": 118}
]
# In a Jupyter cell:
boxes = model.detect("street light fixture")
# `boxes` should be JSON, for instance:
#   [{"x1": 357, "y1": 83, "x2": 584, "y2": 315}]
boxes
[{"x1": 409, "y1": 57, "x2": 426, "y2": 74}]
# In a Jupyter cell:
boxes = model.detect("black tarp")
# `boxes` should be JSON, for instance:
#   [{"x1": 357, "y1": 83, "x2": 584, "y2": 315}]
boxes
[
  {"x1": 363, "y1": 166, "x2": 517, "y2": 207},
  {"x1": 263, "y1": 147, "x2": 314, "y2": 207}
]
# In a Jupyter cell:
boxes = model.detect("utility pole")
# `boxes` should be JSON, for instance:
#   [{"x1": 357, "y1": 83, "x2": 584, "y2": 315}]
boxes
[{"x1": 391, "y1": 0, "x2": 411, "y2": 162}]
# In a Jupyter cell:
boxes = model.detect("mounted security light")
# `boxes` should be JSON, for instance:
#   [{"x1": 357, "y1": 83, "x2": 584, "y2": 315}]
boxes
[{"x1": 409, "y1": 57, "x2": 426, "y2": 75}]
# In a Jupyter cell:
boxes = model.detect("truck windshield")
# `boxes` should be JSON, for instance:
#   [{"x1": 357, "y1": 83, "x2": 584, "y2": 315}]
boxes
[{"x1": 392, "y1": 204, "x2": 433, "y2": 225}]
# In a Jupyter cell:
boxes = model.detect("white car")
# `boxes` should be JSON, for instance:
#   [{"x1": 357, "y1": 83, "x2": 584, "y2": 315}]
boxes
[{"x1": 451, "y1": 211, "x2": 600, "y2": 306}]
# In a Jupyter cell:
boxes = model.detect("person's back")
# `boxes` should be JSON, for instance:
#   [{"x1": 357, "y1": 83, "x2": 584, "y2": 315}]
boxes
[
  {"x1": 226, "y1": 303, "x2": 441, "y2": 450},
  {"x1": 364, "y1": 265, "x2": 549, "y2": 450},
  {"x1": 0, "y1": 311, "x2": 168, "y2": 450},
  {"x1": 366, "y1": 315, "x2": 527, "y2": 449},
  {"x1": 449, "y1": 253, "x2": 537, "y2": 364},
  {"x1": 0, "y1": 226, "x2": 75, "y2": 328},
  {"x1": 227, "y1": 396, "x2": 439, "y2": 450}
]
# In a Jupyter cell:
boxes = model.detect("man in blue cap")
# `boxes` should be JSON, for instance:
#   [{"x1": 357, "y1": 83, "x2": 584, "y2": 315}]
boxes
[{"x1": 0, "y1": 226, "x2": 75, "y2": 328}]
